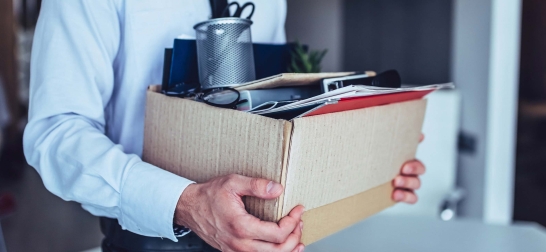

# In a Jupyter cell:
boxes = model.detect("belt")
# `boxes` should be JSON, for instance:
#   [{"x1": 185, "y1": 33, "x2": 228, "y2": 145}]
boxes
[{"x1": 100, "y1": 217, "x2": 218, "y2": 252}]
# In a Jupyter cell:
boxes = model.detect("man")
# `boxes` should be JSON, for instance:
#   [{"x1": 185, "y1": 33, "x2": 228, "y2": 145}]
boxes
[{"x1": 24, "y1": 1, "x2": 425, "y2": 251}]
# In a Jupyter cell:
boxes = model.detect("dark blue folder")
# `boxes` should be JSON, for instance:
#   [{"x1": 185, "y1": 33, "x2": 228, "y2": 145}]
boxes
[
  {"x1": 253, "y1": 43, "x2": 293, "y2": 80},
  {"x1": 168, "y1": 39, "x2": 200, "y2": 87}
]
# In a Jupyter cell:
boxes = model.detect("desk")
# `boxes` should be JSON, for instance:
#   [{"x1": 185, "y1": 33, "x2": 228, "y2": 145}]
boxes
[{"x1": 306, "y1": 216, "x2": 546, "y2": 252}]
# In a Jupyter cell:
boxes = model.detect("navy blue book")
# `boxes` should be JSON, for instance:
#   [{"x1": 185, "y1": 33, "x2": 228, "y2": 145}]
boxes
[
  {"x1": 168, "y1": 39, "x2": 199, "y2": 87},
  {"x1": 253, "y1": 43, "x2": 293, "y2": 80}
]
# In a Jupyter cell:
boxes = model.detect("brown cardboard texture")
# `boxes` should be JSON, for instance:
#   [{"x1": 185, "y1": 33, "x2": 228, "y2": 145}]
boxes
[{"x1": 143, "y1": 86, "x2": 427, "y2": 245}]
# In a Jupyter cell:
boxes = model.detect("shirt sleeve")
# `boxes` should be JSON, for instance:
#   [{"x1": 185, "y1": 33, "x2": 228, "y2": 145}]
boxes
[{"x1": 23, "y1": 0, "x2": 193, "y2": 241}]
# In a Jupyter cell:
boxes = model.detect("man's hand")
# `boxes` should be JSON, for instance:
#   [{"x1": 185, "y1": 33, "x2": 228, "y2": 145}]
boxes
[
  {"x1": 392, "y1": 133, "x2": 426, "y2": 204},
  {"x1": 175, "y1": 174, "x2": 305, "y2": 252}
]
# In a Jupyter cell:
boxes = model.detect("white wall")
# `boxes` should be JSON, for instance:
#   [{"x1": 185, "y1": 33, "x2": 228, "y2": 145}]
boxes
[
  {"x1": 451, "y1": 0, "x2": 492, "y2": 219},
  {"x1": 483, "y1": 0, "x2": 521, "y2": 224},
  {"x1": 285, "y1": 0, "x2": 344, "y2": 72},
  {"x1": 452, "y1": 0, "x2": 520, "y2": 222}
]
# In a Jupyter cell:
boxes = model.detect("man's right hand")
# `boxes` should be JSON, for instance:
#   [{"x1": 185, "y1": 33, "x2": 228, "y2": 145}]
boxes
[{"x1": 175, "y1": 174, "x2": 305, "y2": 252}]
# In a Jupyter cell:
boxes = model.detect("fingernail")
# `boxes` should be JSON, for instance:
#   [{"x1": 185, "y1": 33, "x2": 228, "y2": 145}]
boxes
[
  {"x1": 403, "y1": 165, "x2": 413, "y2": 174},
  {"x1": 395, "y1": 177, "x2": 404, "y2": 187},
  {"x1": 266, "y1": 181, "x2": 273, "y2": 192},
  {"x1": 300, "y1": 221, "x2": 304, "y2": 232},
  {"x1": 394, "y1": 191, "x2": 404, "y2": 201},
  {"x1": 266, "y1": 181, "x2": 282, "y2": 194},
  {"x1": 300, "y1": 245, "x2": 305, "y2": 252}
]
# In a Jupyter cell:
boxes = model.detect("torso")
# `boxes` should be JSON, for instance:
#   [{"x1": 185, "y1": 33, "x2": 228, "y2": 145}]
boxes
[{"x1": 105, "y1": 0, "x2": 286, "y2": 155}]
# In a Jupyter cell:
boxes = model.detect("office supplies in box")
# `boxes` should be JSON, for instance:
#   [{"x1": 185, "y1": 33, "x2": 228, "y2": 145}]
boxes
[
  {"x1": 143, "y1": 73, "x2": 446, "y2": 245},
  {"x1": 244, "y1": 83, "x2": 452, "y2": 120},
  {"x1": 167, "y1": 39, "x2": 294, "y2": 86},
  {"x1": 236, "y1": 70, "x2": 411, "y2": 112}
]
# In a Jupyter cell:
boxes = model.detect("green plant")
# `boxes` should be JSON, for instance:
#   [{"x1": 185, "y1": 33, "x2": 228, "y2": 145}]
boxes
[{"x1": 288, "y1": 42, "x2": 328, "y2": 73}]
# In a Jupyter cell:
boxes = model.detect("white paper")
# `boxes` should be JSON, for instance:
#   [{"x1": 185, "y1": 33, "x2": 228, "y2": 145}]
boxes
[{"x1": 251, "y1": 83, "x2": 454, "y2": 115}]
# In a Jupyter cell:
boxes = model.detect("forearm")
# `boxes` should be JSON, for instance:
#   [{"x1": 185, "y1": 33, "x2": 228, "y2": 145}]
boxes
[{"x1": 23, "y1": 114, "x2": 193, "y2": 240}]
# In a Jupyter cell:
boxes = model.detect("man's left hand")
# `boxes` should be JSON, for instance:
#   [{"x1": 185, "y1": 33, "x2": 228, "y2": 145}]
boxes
[{"x1": 392, "y1": 134, "x2": 426, "y2": 204}]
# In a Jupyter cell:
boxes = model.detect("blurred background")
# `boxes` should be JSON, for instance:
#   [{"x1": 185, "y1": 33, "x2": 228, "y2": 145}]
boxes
[{"x1": 1, "y1": 0, "x2": 545, "y2": 251}]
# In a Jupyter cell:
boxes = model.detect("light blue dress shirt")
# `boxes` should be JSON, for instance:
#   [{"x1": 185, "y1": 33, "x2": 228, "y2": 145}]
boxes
[{"x1": 23, "y1": 0, "x2": 286, "y2": 241}]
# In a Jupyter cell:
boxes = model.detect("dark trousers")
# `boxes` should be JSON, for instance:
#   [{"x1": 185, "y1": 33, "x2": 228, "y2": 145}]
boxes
[{"x1": 100, "y1": 217, "x2": 219, "y2": 252}]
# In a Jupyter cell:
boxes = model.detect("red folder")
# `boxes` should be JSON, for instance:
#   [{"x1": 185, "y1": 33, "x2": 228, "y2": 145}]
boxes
[{"x1": 304, "y1": 90, "x2": 433, "y2": 117}]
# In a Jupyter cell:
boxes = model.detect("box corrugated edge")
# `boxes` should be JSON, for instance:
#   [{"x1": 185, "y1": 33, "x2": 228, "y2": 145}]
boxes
[{"x1": 301, "y1": 182, "x2": 395, "y2": 245}]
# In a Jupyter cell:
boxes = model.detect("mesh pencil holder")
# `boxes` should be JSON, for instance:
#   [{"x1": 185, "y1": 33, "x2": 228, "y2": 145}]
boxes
[{"x1": 194, "y1": 18, "x2": 256, "y2": 89}]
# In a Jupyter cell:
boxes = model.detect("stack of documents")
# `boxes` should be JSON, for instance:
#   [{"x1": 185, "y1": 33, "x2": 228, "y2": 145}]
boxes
[{"x1": 249, "y1": 83, "x2": 454, "y2": 119}]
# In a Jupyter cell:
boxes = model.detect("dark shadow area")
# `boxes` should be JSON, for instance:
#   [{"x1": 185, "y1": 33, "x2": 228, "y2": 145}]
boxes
[
  {"x1": 514, "y1": 0, "x2": 546, "y2": 228},
  {"x1": 0, "y1": 165, "x2": 103, "y2": 252},
  {"x1": 0, "y1": 0, "x2": 103, "y2": 251},
  {"x1": 343, "y1": 0, "x2": 452, "y2": 84}
]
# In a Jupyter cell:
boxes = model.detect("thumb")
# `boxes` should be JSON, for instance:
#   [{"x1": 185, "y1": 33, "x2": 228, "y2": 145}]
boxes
[{"x1": 229, "y1": 175, "x2": 283, "y2": 199}]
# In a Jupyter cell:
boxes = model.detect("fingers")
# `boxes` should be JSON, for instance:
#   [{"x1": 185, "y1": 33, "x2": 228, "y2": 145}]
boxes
[
  {"x1": 253, "y1": 219, "x2": 304, "y2": 252},
  {"x1": 293, "y1": 220, "x2": 303, "y2": 239},
  {"x1": 290, "y1": 219, "x2": 305, "y2": 252},
  {"x1": 292, "y1": 244, "x2": 305, "y2": 252},
  {"x1": 277, "y1": 220, "x2": 304, "y2": 252},
  {"x1": 243, "y1": 205, "x2": 305, "y2": 243},
  {"x1": 275, "y1": 205, "x2": 305, "y2": 240},
  {"x1": 392, "y1": 189, "x2": 418, "y2": 204},
  {"x1": 419, "y1": 133, "x2": 425, "y2": 143},
  {"x1": 395, "y1": 160, "x2": 424, "y2": 205},
  {"x1": 227, "y1": 174, "x2": 283, "y2": 199},
  {"x1": 393, "y1": 175, "x2": 421, "y2": 190},
  {"x1": 401, "y1": 160, "x2": 426, "y2": 175}
]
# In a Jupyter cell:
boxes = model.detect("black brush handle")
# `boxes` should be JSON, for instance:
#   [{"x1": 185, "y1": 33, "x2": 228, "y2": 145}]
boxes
[{"x1": 161, "y1": 48, "x2": 173, "y2": 92}]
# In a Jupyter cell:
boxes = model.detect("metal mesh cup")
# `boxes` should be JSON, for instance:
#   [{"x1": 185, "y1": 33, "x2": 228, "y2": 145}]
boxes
[{"x1": 194, "y1": 18, "x2": 256, "y2": 89}]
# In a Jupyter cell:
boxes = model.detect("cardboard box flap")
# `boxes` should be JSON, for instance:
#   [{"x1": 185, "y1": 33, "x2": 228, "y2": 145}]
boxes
[
  {"x1": 276, "y1": 121, "x2": 294, "y2": 221},
  {"x1": 281, "y1": 99, "x2": 427, "y2": 216},
  {"x1": 143, "y1": 90, "x2": 290, "y2": 221},
  {"x1": 235, "y1": 72, "x2": 375, "y2": 90}
]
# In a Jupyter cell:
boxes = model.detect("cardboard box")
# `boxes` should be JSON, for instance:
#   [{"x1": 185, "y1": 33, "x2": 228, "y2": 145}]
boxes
[{"x1": 143, "y1": 85, "x2": 427, "y2": 244}]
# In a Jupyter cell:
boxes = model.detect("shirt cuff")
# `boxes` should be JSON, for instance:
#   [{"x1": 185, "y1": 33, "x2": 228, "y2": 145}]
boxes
[{"x1": 119, "y1": 161, "x2": 194, "y2": 241}]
